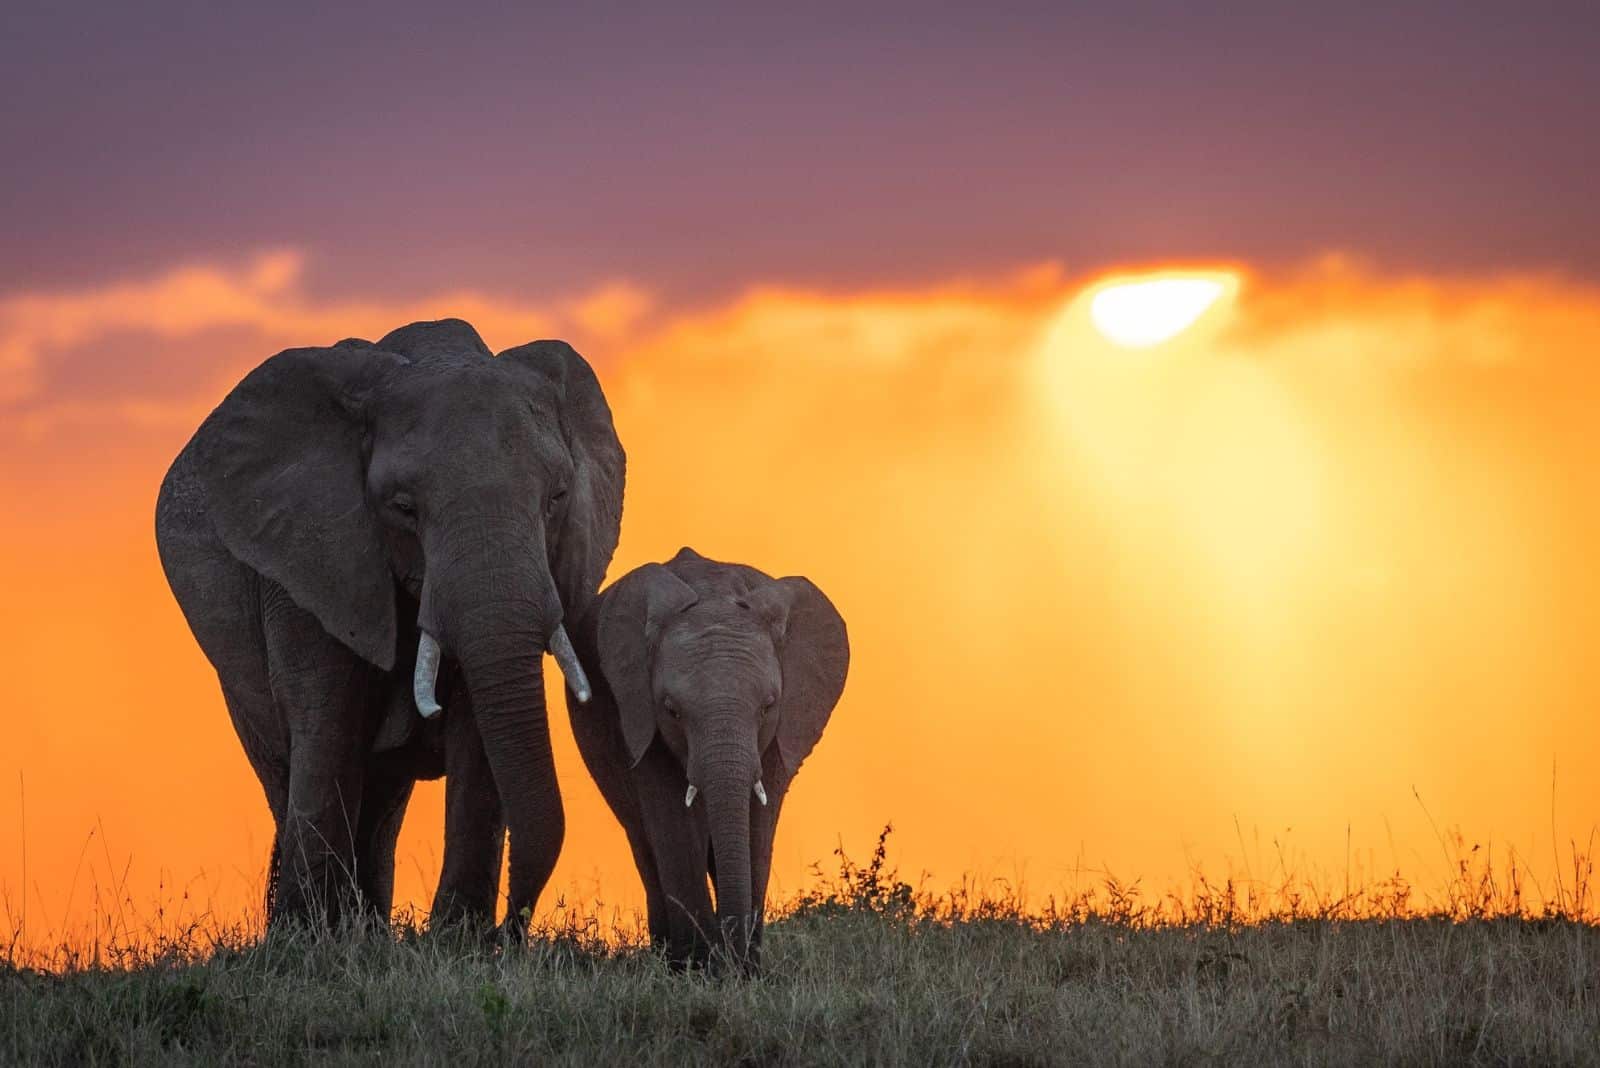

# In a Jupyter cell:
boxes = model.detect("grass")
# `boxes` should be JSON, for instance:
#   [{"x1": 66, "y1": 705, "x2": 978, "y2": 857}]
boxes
[{"x1": 2, "y1": 828, "x2": 1597, "y2": 1066}]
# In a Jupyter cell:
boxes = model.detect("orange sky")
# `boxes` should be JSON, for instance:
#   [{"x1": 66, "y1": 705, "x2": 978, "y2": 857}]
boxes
[{"x1": 1, "y1": 253, "x2": 1597, "y2": 947}]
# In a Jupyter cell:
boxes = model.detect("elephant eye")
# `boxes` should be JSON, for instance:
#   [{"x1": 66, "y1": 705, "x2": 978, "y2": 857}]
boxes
[
  {"x1": 390, "y1": 494, "x2": 416, "y2": 517},
  {"x1": 662, "y1": 698, "x2": 680, "y2": 718},
  {"x1": 546, "y1": 488, "x2": 568, "y2": 516}
]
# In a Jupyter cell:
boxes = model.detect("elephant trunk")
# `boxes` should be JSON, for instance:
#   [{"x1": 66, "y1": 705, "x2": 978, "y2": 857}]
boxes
[
  {"x1": 423, "y1": 514, "x2": 570, "y2": 934},
  {"x1": 458, "y1": 618, "x2": 562, "y2": 933},
  {"x1": 702, "y1": 735, "x2": 759, "y2": 974}
]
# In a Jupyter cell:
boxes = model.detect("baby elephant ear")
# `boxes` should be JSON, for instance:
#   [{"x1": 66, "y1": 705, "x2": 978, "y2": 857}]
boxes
[
  {"x1": 750, "y1": 577, "x2": 849, "y2": 775},
  {"x1": 597, "y1": 563, "x2": 698, "y2": 766}
]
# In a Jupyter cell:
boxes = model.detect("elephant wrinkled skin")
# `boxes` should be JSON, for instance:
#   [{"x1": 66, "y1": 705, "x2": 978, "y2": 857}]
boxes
[
  {"x1": 154, "y1": 319, "x2": 624, "y2": 933},
  {"x1": 566, "y1": 547, "x2": 849, "y2": 973}
]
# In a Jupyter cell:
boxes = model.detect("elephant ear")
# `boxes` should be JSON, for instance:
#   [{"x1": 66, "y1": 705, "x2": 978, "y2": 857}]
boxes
[
  {"x1": 596, "y1": 564, "x2": 698, "y2": 766},
  {"x1": 746, "y1": 577, "x2": 850, "y2": 776},
  {"x1": 195, "y1": 344, "x2": 408, "y2": 670},
  {"x1": 497, "y1": 340, "x2": 625, "y2": 619}
]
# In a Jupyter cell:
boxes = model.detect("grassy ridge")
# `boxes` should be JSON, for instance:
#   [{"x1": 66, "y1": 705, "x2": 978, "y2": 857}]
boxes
[{"x1": 3, "y1": 832, "x2": 1597, "y2": 1066}]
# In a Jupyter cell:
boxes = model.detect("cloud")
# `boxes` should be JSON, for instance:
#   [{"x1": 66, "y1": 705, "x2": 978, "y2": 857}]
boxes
[
  {"x1": 7, "y1": 248, "x2": 1595, "y2": 447},
  {"x1": 1229, "y1": 254, "x2": 1600, "y2": 372},
  {"x1": 0, "y1": 251, "x2": 654, "y2": 441}
]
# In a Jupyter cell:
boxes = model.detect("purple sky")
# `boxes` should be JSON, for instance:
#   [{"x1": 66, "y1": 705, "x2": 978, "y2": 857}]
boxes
[{"x1": 3, "y1": 4, "x2": 1597, "y2": 302}]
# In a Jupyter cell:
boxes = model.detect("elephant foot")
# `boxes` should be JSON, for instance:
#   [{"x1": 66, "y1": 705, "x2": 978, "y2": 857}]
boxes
[
  {"x1": 426, "y1": 902, "x2": 501, "y2": 949},
  {"x1": 708, "y1": 944, "x2": 761, "y2": 980}
]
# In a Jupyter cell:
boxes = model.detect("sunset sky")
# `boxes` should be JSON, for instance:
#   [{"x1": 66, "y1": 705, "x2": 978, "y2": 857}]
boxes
[{"x1": 2, "y1": 6, "x2": 1597, "y2": 943}]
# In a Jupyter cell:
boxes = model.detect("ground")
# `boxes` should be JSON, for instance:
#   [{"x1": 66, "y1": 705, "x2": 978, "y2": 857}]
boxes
[{"x1": 3, "y1": 834, "x2": 1596, "y2": 1066}]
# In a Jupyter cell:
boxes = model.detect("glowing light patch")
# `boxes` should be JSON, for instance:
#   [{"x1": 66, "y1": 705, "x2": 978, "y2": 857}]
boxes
[{"x1": 1090, "y1": 277, "x2": 1227, "y2": 347}]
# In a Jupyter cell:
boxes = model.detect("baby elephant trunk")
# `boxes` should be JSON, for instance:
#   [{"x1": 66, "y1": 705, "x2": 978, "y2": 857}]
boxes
[{"x1": 702, "y1": 741, "x2": 761, "y2": 974}]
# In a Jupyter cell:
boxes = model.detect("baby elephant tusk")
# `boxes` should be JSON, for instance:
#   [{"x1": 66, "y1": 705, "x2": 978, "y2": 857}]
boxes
[
  {"x1": 685, "y1": 784, "x2": 698, "y2": 808},
  {"x1": 414, "y1": 630, "x2": 444, "y2": 719},
  {"x1": 753, "y1": 781, "x2": 768, "y2": 806}
]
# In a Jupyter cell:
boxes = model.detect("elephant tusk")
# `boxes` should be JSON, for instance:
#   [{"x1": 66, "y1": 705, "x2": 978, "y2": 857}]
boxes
[
  {"x1": 548, "y1": 623, "x2": 592, "y2": 704},
  {"x1": 414, "y1": 630, "x2": 443, "y2": 719},
  {"x1": 685, "y1": 784, "x2": 698, "y2": 808},
  {"x1": 753, "y1": 780, "x2": 768, "y2": 806}
]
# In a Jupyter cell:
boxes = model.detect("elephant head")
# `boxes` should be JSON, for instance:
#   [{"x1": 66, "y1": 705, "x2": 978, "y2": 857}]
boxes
[
  {"x1": 594, "y1": 548, "x2": 848, "y2": 967},
  {"x1": 194, "y1": 319, "x2": 623, "y2": 925}
]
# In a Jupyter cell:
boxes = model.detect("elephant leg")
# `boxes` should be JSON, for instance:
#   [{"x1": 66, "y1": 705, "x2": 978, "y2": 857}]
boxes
[
  {"x1": 653, "y1": 835, "x2": 715, "y2": 969},
  {"x1": 613, "y1": 813, "x2": 669, "y2": 947},
  {"x1": 432, "y1": 699, "x2": 505, "y2": 932},
  {"x1": 160, "y1": 468, "x2": 293, "y2": 922},
  {"x1": 746, "y1": 756, "x2": 792, "y2": 971},
  {"x1": 579, "y1": 773, "x2": 668, "y2": 945},
  {"x1": 573, "y1": 737, "x2": 667, "y2": 944},
  {"x1": 263, "y1": 584, "x2": 374, "y2": 929},
  {"x1": 632, "y1": 748, "x2": 715, "y2": 969},
  {"x1": 577, "y1": 758, "x2": 668, "y2": 945},
  {"x1": 278, "y1": 723, "x2": 368, "y2": 928},
  {"x1": 219, "y1": 682, "x2": 290, "y2": 921},
  {"x1": 565, "y1": 677, "x2": 668, "y2": 946},
  {"x1": 355, "y1": 766, "x2": 414, "y2": 924}
]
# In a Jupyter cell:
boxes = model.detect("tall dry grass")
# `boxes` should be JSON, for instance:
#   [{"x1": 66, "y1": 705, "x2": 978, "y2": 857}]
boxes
[{"x1": 2, "y1": 826, "x2": 1596, "y2": 1065}]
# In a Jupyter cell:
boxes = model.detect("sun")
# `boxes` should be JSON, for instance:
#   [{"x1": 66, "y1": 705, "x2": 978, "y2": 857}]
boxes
[{"x1": 1089, "y1": 273, "x2": 1233, "y2": 347}]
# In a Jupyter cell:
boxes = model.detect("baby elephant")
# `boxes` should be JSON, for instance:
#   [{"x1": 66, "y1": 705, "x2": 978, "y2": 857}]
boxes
[{"x1": 567, "y1": 547, "x2": 849, "y2": 973}]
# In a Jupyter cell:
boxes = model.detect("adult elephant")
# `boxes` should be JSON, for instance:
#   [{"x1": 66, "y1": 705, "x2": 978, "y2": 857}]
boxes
[
  {"x1": 155, "y1": 319, "x2": 624, "y2": 934},
  {"x1": 567, "y1": 548, "x2": 849, "y2": 973}
]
